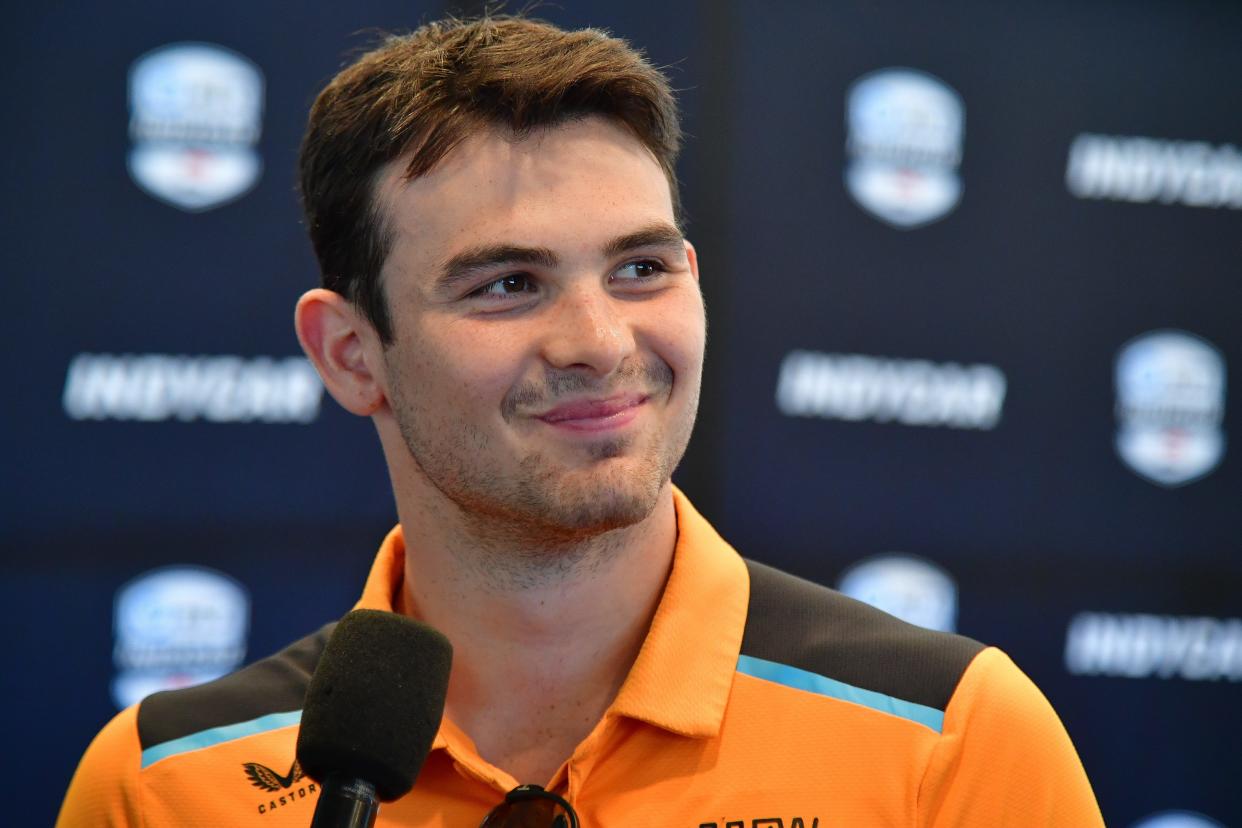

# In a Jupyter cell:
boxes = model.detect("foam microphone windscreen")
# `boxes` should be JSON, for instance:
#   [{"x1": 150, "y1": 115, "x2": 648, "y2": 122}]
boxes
[{"x1": 297, "y1": 609, "x2": 452, "y2": 802}]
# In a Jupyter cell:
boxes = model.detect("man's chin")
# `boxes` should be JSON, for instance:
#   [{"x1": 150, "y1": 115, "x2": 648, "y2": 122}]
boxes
[{"x1": 515, "y1": 462, "x2": 667, "y2": 538}]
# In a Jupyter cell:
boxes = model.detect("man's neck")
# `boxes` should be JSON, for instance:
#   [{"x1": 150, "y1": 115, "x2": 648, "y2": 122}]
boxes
[{"x1": 395, "y1": 487, "x2": 678, "y2": 785}]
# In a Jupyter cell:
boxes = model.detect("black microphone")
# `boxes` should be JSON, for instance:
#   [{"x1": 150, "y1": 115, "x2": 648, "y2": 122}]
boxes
[{"x1": 297, "y1": 609, "x2": 452, "y2": 828}]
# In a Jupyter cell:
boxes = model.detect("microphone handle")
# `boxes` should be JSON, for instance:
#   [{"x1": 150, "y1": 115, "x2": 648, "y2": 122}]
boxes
[{"x1": 309, "y1": 774, "x2": 380, "y2": 828}]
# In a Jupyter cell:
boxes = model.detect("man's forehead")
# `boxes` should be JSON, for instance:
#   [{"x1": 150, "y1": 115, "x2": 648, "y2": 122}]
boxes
[{"x1": 373, "y1": 116, "x2": 676, "y2": 258}]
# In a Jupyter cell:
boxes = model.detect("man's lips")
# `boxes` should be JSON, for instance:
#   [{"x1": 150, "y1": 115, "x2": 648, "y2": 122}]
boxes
[{"x1": 535, "y1": 394, "x2": 648, "y2": 431}]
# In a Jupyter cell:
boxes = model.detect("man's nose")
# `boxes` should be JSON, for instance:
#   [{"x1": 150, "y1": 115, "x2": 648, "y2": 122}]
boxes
[{"x1": 540, "y1": 285, "x2": 634, "y2": 376}]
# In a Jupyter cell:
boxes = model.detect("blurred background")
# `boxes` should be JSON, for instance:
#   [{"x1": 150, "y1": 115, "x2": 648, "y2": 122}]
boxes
[{"x1": 6, "y1": 1, "x2": 1239, "y2": 824}]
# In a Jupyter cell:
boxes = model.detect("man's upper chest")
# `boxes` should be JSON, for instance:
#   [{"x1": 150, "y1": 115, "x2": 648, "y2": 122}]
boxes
[{"x1": 374, "y1": 683, "x2": 938, "y2": 827}]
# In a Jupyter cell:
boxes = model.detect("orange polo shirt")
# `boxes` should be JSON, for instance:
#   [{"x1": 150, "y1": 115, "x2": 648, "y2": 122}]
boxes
[{"x1": 58, "y1": 490, "x2": 1103, "y2": 826}]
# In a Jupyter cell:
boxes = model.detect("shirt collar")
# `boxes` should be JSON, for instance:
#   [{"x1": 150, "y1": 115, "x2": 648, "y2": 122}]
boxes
[
  {"x1": 606, "y1": 488, "x2": 748, "y2": 737},
  {"x1": 354, "y1": 524, "x2": 406, "y2": 614},
  {"x1": 353, "y1": 529, "x2": 461, "y2": 754},
  {"x1": 352, "y1": 487, "x2": 749, "y2": 742}
]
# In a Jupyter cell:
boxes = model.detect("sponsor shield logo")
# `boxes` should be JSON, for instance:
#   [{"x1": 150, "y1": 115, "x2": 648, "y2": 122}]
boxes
[
  {"x1": 837, "y1": 554, "x2": 958, "y2": 632},
  {"x1": 111, "y1": 565, "x2": 250, "y2": 708},
  {"x1": 845, "y1": 68, "x2": 964, "y2": 228},
  {"x1": 1130, "y1": 812, "x2": 1225, "y2": 828},
  {"x1": 127, "y1": 42, "x2": 264, "y2": 211},
  {"x1": 1115, "y1": 330, "x2": 1226, "y2": 487}
]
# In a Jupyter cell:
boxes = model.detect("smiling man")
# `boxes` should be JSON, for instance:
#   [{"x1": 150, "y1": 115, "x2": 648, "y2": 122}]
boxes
[
  {"x1": 357, "y1": 116, "x2": 703, "y2": 549},
  {"x1": 59, "y1": 16, "x2": 1103, "y2": 827}
]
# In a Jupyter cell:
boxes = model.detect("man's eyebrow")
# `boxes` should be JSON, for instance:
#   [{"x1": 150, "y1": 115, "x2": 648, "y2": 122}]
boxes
[
  {"x1": 436, "y1": 244, "x2": 559, "y2": 293},
  {"x1": 602, "y1": 222, "x2": 686, "y2": 258}
]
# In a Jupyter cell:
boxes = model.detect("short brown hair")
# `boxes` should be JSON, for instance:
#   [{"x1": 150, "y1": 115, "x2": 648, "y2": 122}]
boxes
[{"x1": 298, "y1": 15, "x2": 683, "y2": 343}]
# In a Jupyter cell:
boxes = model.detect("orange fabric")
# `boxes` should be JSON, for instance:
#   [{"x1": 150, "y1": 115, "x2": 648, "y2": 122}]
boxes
[{"x1": 58, "y1": 490, "x2": 1103, "y2": 826}]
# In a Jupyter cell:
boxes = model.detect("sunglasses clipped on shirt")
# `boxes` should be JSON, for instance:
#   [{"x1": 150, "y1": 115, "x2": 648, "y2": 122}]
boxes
[{"x1": 480, "y1": 784, "x2": 581, "y2": 828}]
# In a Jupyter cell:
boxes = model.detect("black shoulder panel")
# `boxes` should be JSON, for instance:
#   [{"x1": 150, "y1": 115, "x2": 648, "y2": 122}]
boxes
[
  {"x1": 137, "y1": 623, "x2": 335, "y2": 750},
  {"x1": 741, "y1": 560, "x2": 985, "y2": 711}
]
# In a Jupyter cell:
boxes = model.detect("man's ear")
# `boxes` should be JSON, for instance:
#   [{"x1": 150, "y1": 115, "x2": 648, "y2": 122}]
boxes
[
  {"x1": 684, "y1": 239, "x2": 700, "y2": 282},
  {"x1": 294, "y1": 288, "x2": 387, "y2": 416}
]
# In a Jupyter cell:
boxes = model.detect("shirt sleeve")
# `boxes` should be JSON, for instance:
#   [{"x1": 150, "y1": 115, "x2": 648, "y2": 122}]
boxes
[
  {"x1": 57, "y1": 704, "x2": 144, "y2": 827},
  {"x1": 917, "y1": 646, "x2": 1104, "y2": 828}
]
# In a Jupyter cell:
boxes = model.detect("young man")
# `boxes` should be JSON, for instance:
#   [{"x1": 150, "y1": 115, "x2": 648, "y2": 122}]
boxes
[{"x1": 59, "y1": 16, "x2": 1104, "y2": 826}]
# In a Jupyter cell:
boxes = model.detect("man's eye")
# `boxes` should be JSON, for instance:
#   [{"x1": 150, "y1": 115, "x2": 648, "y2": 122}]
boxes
[
  {"x1": 614, "y1": 260, "x2": 664, "y2": 281},
  {"x1": 474, "y1": 273, "x2": 535, "y2": 297}
]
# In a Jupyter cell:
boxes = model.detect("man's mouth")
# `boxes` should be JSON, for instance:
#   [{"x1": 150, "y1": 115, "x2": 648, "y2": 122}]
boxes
[{"x1": 535, "y1": 394, "x2": 648, "y2": 432}]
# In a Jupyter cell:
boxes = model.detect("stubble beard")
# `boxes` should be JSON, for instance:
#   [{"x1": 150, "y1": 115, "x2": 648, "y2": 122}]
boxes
[{"x1": 386, "y1": 355, "x2": 697, "y2": 583}]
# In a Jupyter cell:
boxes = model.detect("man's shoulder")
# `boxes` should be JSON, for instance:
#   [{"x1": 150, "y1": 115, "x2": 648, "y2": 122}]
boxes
[
  {"x1": 137, "y1": 622, "x2": 335, "y2": 751},
  {"x1": 740, "y1": 558, "x2": 986, "y2": 713}
]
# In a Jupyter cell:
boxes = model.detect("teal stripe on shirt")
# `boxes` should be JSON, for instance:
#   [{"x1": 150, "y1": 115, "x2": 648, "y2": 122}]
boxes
[
  {"x1": 140, "y1": 710, "x2": 303, "y2": 768},
  {"x1": 736, "y1": 654, "x2": 945, "y2": 733}
]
